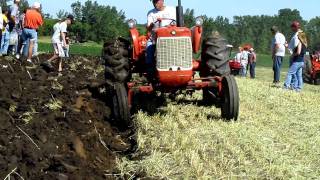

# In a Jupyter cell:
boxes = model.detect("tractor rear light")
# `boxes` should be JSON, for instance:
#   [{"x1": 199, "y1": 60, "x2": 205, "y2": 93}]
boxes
[
  {"x1": 195, "y1": 16, "x2": 204, "y2": 26},
  {"x1": 128, "y1": 19, "x2": 137, "y2": 29}
]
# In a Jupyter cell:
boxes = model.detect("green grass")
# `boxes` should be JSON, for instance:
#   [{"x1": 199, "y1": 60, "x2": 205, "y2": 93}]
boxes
[
  {"x1": 38, "y1": 36, "x2": 102, "y2": 56},
  {"x1": 117, "y1": 67, "x2": 320, "y2": 179}
]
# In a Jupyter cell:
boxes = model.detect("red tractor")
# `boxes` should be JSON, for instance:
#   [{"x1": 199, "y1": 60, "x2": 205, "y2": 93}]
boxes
[
  {"x1": 303, "y1": 51, "x2": 320, "y2": 85},
  {"x1": 103, "y1": 0, "x2": 239, "y2": 125}
]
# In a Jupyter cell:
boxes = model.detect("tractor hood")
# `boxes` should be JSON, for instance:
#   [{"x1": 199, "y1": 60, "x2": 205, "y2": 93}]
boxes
[{"x1": 155, "y1": 26, "x2": 191, "y2": 38}]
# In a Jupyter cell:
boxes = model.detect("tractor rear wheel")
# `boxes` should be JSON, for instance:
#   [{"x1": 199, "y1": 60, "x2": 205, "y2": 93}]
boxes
[
  {"x1": 103, "y1": 38, "x2": 131, "y2": 126},
  {"x1": 201, "y1": 32, "x2": 231, "y2": 76},
  {"x1": 221, "y1": 75, "x2": 239, "y2": 121},
  {"x1": 303, "y1": 57, "x2": 314, "y2": 84},
  {"x1": 112, "y1": 83, "x2": 131, "y2": 126},
  {"x1": 103, "y1": 38, "x2": 130, "y2": 84}
]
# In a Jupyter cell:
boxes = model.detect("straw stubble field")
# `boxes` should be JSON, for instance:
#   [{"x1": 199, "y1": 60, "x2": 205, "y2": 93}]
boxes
[{"x1": 118, "y1": 66, "x2": 320, "y2": 179}]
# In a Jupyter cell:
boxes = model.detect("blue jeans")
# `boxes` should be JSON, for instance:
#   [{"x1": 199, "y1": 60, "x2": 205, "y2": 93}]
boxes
[
  {"x1": 240, "y1": 65, "x2": 247, "y2": 77},
  {"x1": 1, "y1": 30, "x2": 10, "y2": 55},
  {"x1": 146, "y1": 40, "x2": 155, "y2": 74},
  {"x1": 273, "y1": 56, "x2": 283, "y2": 83},
  {"x1": 22, "y1": 28, "x2": 37, "y2": 42},
  {"x1": 22, "y1": 39, "x2": 38, "y2": 57},
  {"x1": 21, "y1": 28, "x2": 38, "y2": 57},
  {"x1": 249, "y1": 62, "x2": 256, "y2": 78},
  {"x1": 284, "y1": 61, "x2": 304, "y2": 91}
]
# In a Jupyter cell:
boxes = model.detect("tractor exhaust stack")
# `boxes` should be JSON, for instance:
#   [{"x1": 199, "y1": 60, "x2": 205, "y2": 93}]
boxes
[{"x1": 176, "y1": 0, "x2": 184, "y2": 27}]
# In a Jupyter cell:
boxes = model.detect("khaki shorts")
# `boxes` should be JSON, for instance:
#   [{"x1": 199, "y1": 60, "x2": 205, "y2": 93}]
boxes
[{"x1": 53, "y1": 43, "x2": 66, "y2": 57}]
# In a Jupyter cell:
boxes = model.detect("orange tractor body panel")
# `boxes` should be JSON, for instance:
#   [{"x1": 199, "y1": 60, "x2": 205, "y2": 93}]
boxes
[
  {"x1": 157, "y1": 70, "x2": 193, "y2": 87},
  {"x1": 155, "y1": 26, "x2": 191, "y2": 37},
  {"x1": 311, "y1": 54, "x2": 320, "y2": 79},
  {"x1": 130, "y1": 28, "x2": 147, "y2": 61},
  {"x1": 129, "y1": 24, "x2": 202, "y2": 88}
]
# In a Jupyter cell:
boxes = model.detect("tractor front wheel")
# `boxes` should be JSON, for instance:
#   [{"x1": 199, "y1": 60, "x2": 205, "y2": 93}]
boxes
[
  {"x1": 221, "y1": 75, "x2": 239, "y2": 121},
  {"x1": 112, "y1": 83, "x2": 131, "y2": 126}
]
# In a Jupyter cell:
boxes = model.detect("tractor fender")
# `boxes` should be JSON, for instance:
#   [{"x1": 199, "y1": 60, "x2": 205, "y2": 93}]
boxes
[
  {"x1": 129, "y1": 28, "x2": 147, "y2": 61},
  {"x1": 192, "y1": 26, "x2": 202, "y2": 53}
]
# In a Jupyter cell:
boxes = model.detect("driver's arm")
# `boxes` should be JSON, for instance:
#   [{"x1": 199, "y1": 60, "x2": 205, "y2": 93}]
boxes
[{"x1": 147, "y1": 13, "x2": 154, "y2": 31}]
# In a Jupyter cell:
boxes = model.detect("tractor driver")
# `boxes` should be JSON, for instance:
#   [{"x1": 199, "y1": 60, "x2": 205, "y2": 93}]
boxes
[{"x1": 146, "y1": 0, "x2": 176, "y2": 76}]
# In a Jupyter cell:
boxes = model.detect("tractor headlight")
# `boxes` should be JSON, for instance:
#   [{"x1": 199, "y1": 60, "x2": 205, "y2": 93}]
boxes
[
  {"x1": 128, "y1": 19, "x2": 137, "y2": 29},
  {"x1": 195, "y1": 16, "x2": 204, "y2": 26}
]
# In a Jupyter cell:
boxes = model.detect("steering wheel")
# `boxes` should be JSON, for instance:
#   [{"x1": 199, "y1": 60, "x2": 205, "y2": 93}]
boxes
[{"x1": 154, "y1": 18, "x2": 177, "y2": 27}]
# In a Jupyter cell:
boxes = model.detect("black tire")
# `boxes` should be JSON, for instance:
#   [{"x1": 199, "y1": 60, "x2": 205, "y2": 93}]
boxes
[
  {"x1": 201, "y1": 32, "x2": 231, "y2": 76},
  {"x1": 102, "y1": 38, "x2": 130, "y2": 84},
  {"x1": 231, "y1": 69, "x2": 240, "y2": 76},
  {"x1": 112, "y1": 83, "x2": 131, "y2": 126},
  {"x1": 315, "y1": 73, "x2": 320, "y2": 85},
  {"x1": 221, "y1": 75, "x2": 239, "y2": 121},
  {"x1": 303, "y1": 57, "x2": 313, "y2": 84}
]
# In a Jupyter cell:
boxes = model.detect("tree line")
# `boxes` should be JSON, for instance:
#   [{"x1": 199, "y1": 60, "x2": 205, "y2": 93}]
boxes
[{"x1": 33, "y1": 0, "x2": 320, "y2": 53}]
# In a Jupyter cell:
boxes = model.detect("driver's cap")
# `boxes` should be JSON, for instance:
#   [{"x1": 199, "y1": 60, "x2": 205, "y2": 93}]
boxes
[{"x1": 152, "y1": 0, "x2": 163, "y2": 3}]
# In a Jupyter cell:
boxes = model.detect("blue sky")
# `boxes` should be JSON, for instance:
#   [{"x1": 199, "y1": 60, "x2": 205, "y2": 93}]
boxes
[{"x1": 39, "y1": 0, "x2": 318, "y2": 23}]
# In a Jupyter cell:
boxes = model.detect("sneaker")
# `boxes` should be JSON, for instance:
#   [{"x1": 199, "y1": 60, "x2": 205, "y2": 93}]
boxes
[{"x1": 25, "y1": 59, "x2": 37, "y2": 69}]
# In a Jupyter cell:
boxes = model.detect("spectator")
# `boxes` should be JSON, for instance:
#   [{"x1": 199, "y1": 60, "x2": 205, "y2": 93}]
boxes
[
  {"x1": 16, "y1": 8, "x2": 26, "y2": 56},
  {"x1": 18, "y1": 2, "x2": 43, "y2": 64},
  {"x1": 0, "y1": 8, "x2": 10, "y2": 56},
  {"x1": 284, "y1": 21, "x2": 308, "y2": 92},
  {"x1": 248, "y1": 48, "x2": 257, "y2": 79},
  {"x1": 0, "y1": 7, "x2": 3, "y2": 51},
  {"x1": 271, "y1": 26, "x2": 286, "y2": 87},
  {"x1": 9, "y1": 0, "x2": 20, "y2": 55},
  {"x1": 42, "y1": 15, "x2": 74, "y2": 72},
  {"x1": 10, "y1": 0, "x2": 20, "y2": 29},
  {"x1": 235, "y1": 47, "x2": 242, "y2": 63},
  {"x1": 240, "y1": 48, "x2": 249, "y2": 77}
]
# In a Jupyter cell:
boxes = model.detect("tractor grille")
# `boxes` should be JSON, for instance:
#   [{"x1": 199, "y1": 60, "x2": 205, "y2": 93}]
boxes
[{"x1": 156, "y1": 37, "x2": 193, "y2": 70}]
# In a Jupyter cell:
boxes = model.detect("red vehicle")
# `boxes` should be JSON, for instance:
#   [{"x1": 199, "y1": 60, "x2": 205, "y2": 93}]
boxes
[
  {"x1": 229, "y1": 59, "x2": 242, "y2": 75},
  {"x1": 303, "y1": 51, "x2": 320, "y2": 85},
  {"x1": 103, "y1": 0, "x2": 239, "y2": 125},
  {"x1": 229, "y1": 44, "x2": 252, "y2": 75}
]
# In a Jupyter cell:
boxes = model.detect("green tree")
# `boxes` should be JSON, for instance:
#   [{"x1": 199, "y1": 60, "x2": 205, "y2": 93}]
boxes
[
  {"x1": 56, "y1": 10, "x2": 68, "y2": 20},
  {"x1": 306, "y1": 17, "x2": 320, "y2": 50}
]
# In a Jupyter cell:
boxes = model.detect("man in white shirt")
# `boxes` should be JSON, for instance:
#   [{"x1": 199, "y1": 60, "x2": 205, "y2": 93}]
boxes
[
  {"x1": 42, "y1": 15, "x2": 74, "y2": 72},
  {"x1": 146, "y1": 0, "x2": 176, "y2": 76},
  {"x1": 147, "y1": 0, "x2": 176, "y2": 30},
  {"x1": 271, "y1": 26, "x2": 286, "y2": 86}
]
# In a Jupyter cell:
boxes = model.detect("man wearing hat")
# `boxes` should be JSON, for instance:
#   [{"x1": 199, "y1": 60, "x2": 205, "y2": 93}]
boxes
[
  {"x1": 146, "y1": 0, "x2": 176, "y2": 78},
  {"x1": 19, "y1": 2, "x2": 43, "y2": 64},
  {"x1": 43, "y1": 15, "x2": 74, "y2": 72},
  {"x1": 284, "y1": 21, "x2": 308, "y2": 92},
  {"x1": 248, "y1": 48, "x2": 257, "y2": 79},
  {"x1": 271, "y1": 26, "x2": 286, "y2": 86}
]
